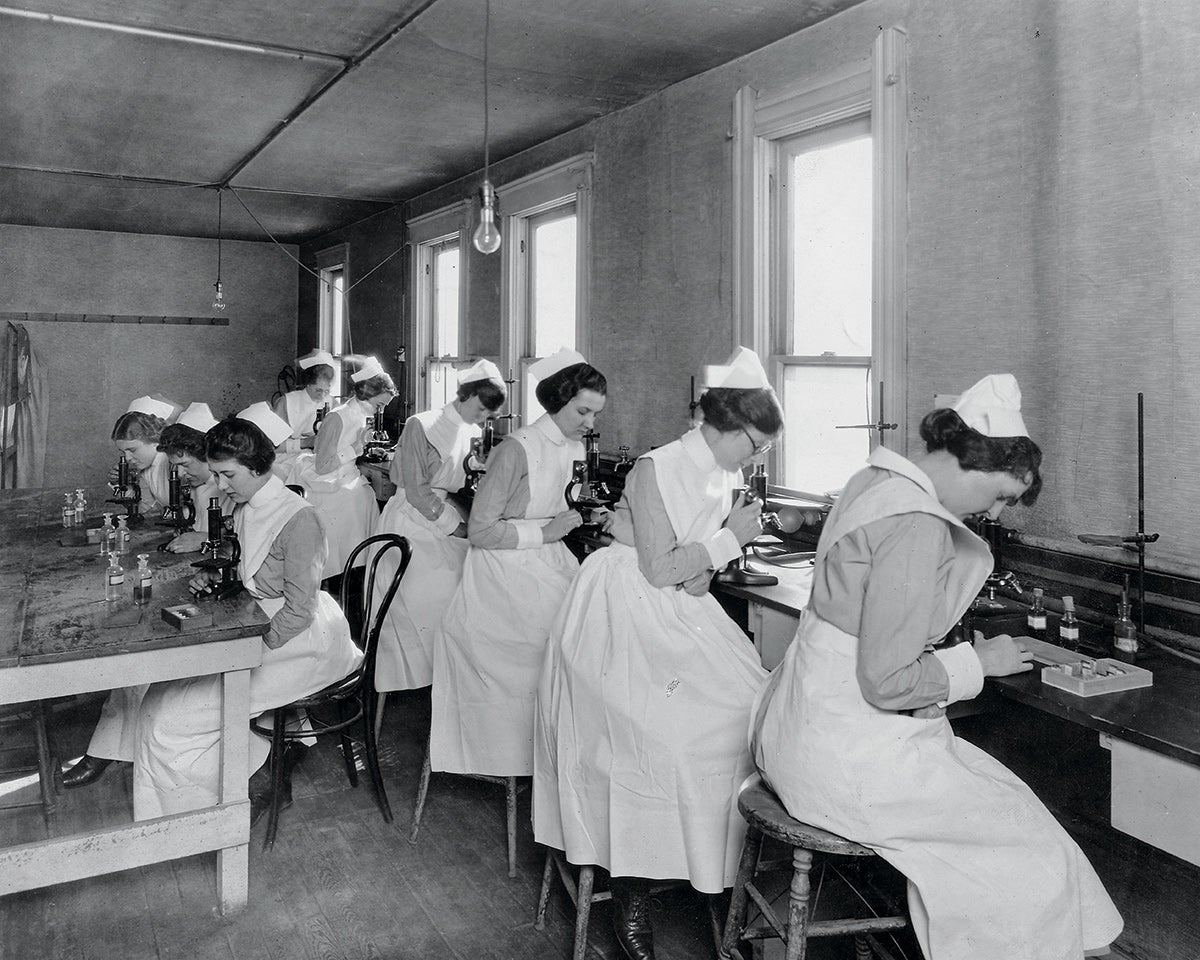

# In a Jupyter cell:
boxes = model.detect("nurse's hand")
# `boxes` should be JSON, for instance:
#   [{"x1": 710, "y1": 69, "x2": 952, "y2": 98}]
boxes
[
  {"x1": 451, "y1": 521, "x2": 468, "y2": 538},
  {"x1": 724, "y1": 492, "x2": 763, "y2": 547},
  {"x1": 164, "y1": 531, "x2": 206, "y2": 554},
  {"x1": 188, "y1": 569, "x2": 219, "y2": 596},
  {"x1": 677, "y1": 570, "x2": 712, "y2": 596},
  {"x1": 542, "y1": 510, "x2": 584, "y2": 542},
  {"x1": 974, "y1": 633, "x2": 1035, "y2": 676},
  {"x1": 592, "y1": 508, "x2": 614, "y2": 533}
]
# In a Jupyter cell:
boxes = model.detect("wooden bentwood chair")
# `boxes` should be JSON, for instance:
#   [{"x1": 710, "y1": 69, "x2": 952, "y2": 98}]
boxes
[
  {"x1": 250, "y1": 533, "x2": 412, "y2": 850},
  {"x1": 720, "y1": 775, "x2": 908, "y2": 960}
]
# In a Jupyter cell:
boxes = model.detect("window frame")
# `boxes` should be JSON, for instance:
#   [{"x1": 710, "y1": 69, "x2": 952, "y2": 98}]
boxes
[
  {"x1": 408, "y1": 200, "x2": 471, "y2": 413},
  {"x1": 732, "y1": 27, "x2": 908, "y2": 496},
  {"x1": 498, "y1": 153, "x2": 594, "y2": 427},
  {"x1": 314, "y1": 242, "x2": 350, "y2": 402}
]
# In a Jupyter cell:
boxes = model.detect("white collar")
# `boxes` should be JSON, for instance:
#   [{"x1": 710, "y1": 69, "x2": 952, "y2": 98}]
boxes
[
  {"x1": 681, "y1": 426, "x2": 719, "y2": 473},
  {"x1": 534, "y1": 413, "x2": 569, "y2": 447},
  {"x1": 443, "y1": 401, "x2": 466, "y2": 427},
  {"x1": 247, "y1": 474, "x2": 285, "y2": 509}
]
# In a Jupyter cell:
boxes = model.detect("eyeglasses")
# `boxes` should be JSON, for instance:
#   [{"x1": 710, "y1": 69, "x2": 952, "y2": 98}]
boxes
[{"x1": 740, "y1": 426, "x2": 773, "y2": 456}]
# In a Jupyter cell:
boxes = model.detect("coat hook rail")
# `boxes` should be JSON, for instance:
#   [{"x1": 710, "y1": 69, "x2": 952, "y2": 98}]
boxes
[{"x1": 1, "y1": 312, "x2": 230, "y2": 327}]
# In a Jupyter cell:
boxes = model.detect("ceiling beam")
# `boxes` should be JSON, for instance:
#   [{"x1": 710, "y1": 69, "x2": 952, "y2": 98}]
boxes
[
  {"x1": 217, "y1": 0, "x2": 443, "y2": 189},
  {"x1": 0, "y1": 5, "x2": 348, "y2": 65}
]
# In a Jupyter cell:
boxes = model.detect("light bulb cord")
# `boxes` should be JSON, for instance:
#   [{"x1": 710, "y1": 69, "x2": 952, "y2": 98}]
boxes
[
  {"x1": 215, "y1": 188, "x2": 223, "y2": 285},
  {"x1": 482, "y1": 0, "x2": 490, "y2": 179}
]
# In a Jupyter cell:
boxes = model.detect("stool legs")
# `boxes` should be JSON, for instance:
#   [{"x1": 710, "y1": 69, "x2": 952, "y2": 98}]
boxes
[
  {"x1": 409, "y1": 736, "x2": 432, "y2": 844},
  {"x1": 534, "y1": 849, "x2": 595, "y2": 960},
  {"x1": 573, "y1": 864, "x2": 594, "y2": 960},
  {"x1": 264, "y1": 712, "x2": 288, "y2": 851},
  {"x1": 504, "y1": 776, "x2": 518, "y2": 878},
  {"x1": 784, "y1": 847, "x2": 814, "y2": 960},
  {"x1": 33, "y1": 701, "x2": 58, "y2": 834},
  {"x1": 534, "y1": 847, "x2": 556, "y2": 930},
  {"x1": 720, "y1": 826, "x2": 764, "y2": 960}
]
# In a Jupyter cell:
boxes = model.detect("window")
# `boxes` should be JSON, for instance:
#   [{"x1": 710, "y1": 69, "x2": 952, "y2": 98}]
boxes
[
  {"x1": 315, "y1": 243, "x2": 350, "y2": 400},
  {"x1": 733, "y1": 28, "x2": 908, "y2": 496},
  {"x1": 409, "y1": 201, "x2": 470, "y2": 412},
  {"x1": 499, "y1": 154, "x2": 593, "y2": 426}
]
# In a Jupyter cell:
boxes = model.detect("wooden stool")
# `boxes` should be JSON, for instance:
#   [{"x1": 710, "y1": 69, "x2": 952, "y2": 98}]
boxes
[
  {"x1": 409, "y1": 735, "x2": 518, "y2": 877},
  {"x1": 534, "y1": 848, "x2": 605, "y2": 960},
  {"x1": 720, "y1": 776, "x2": 907, "y2": 960},
  {"x1": 0, "y1": 700, "x2": 59, "y2": 835}
]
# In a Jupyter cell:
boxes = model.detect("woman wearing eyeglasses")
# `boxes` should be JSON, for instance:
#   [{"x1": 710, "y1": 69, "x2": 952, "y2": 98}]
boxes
[{"x1": 533, "y1": 348, "x2": 780, "y2": 960}]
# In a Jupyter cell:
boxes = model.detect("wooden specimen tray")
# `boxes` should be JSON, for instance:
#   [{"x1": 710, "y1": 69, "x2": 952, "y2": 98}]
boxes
[
  {"x1": 162, "y1": 603, "x2": 215, "y2": 632},
  {"x1": 1014, "y1": 636, "x2": 1153, "y2": 697}
]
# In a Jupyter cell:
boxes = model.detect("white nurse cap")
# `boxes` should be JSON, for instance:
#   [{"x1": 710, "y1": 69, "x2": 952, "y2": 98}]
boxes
[
  {"x1": 126, "y1": 395, "x2": 175, "y2": 419},
  {"x1": 528, "y1": 348, "x2": 587, "y2": 381},
  {"x1": 702, "y1": 347, "x2": 771, "y2": 390},
  {"x1": 350, "y1": 356, "x2": 385, "y2": 382},
  {"x1": 949, "y1": 374, "x2": 1029, "y2": 438},
  {"x1": 236, "y1": 401, "x2": 293, "y2": 446},
  {"x1": 175, "y1": 402, "x2": 218, "y2": 434},
  {"x1": 297, "y1": 349, "x2": 337, "y2": 371},
  {"x1": 458, "y1": 358, "x2": 504, "y2": 385}
]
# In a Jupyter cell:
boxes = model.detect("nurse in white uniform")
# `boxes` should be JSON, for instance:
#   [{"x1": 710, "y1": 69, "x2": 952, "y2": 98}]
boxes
[
  {"x1": 61, "y1": 394, "x2": 178, "y2": 789},
  {"x1": 533, "y1": 347, "x2": 778, "y2": 960},
  {"x1": 273, "y1": 348, "x2": 336, "y2": 477},
  {"x1": 133, "y1": 416, "x2": 362, "y2": 820},
  {"x1": 157, "y1": 402, "x2": 231, "y2": 554},
  {"x1": 430, "y1": 349, "x2": 606, "y2": 778},
  {"x1": 291, "y1": 356, "x2": 394, "y2": 580},
  {"x1": 373, "y1": 359, "x2": 507, "y2": 696},
  {"x1": 751, "y1": 375, "x2": 1123, "y2": 960}
]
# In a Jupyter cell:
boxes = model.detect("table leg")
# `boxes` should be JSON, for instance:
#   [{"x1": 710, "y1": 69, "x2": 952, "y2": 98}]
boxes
[{"x1": 217, "y1": 666, "x2": 251, "y2": 913}]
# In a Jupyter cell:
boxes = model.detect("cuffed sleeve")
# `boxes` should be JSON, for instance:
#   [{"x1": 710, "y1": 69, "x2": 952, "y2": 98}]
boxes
[
  {"x1": 433, "y1": 500, "x2": 463, "y2": 535},
  {"x1": 626, "y1": 461, "x2": 718, "y2": 588},
  {"x1": 933, "y1": 642, "x2": 985, "y2": 706},
  {"x1": 313, "y1": 410, "x2": 348, "y2": 475},
  {"x1": 399, "y1": 418, "x2": 453, "y2": 524},
  {"x1": 511, "y1": 519, "x2": 545, "y2": 549},
  {"x1": 467, "y1": 439, "x2": 532, "y2": 550},
  {"x1": 260, "y1": 508, "x2": 326, "y2": 649},
  {"x1": 704, "y1": 527, "x2": 742, "y2": 570}
]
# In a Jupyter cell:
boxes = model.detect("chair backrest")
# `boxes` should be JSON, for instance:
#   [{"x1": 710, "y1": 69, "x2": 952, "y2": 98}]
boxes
[
  {"x1": 339, "y1": 533, "x2": 412, "y2": 689},
  {"x1": 285, "y1": 483, "x2": 307, "y2": 499}
]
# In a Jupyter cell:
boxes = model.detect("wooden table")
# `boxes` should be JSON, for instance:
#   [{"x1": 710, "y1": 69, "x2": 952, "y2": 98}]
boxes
[{"x1": 0, "y1": 486, "x2": 268, "y2": 913}]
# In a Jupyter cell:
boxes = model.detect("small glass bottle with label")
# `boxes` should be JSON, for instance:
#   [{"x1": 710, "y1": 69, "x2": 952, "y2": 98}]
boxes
[
  {"x1": 133, "y1": 554, "x2": 153, "y2": 605},
  {"x1": 74, "y1": 488, "x2": 87, "y2": 525},
  {"x1": 98, "y1": 513, "x2": 115, "y2": 557},
  {"x1": 1026, "y1": 587, "x2": 1047, "y2": 635},
  {"x1": 1113, "y1": 576, "x2": 1138, "y2": 660},
  {"x1": 1058, "y1": 595, "x2": 1080, "y2": 649},
  {"x1": 115, "y1": 516, "x2": 131, "y2": 555},
  {"x1": 62, "y1": 493, "x2": 75, "y2": 527},
  {"x1": 104, "y1": 554, "x2": 125, "y2": 603}
]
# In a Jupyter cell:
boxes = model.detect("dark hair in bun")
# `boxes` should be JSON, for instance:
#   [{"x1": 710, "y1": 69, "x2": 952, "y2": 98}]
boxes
[
  {"x1": 111, "y1": 411, "x2": 166, "y2": 443},
  {"x1": 204, "y1": 417, "x2": 276, "y2": 475},
  {"x1": 157, "y1": 423, "x2": 207, "y2": 459},
  {"x1": 535, "y1": 363, "x2": 607, "y2": 414},
  {"x1": 920, "y1": 407, "x2": 1042, "y2": 505},
  {"x1": 699, "y1": 387, "x2": 784, "y2": 436},
  {"x1": 456, "y1": 377, "x2": 507, "y2": 411}
]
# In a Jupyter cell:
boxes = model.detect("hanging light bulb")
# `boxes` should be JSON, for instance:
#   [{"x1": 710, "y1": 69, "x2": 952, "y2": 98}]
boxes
[
  {"x1": 473, "y1": 180, "x2": 501, "y2": 254},
  {"x1": 471, "y1": 0, "x2": 501, "y2": 255},
  {"x1": 211, "y1": 188, "x2": 227, "y2": 311}
]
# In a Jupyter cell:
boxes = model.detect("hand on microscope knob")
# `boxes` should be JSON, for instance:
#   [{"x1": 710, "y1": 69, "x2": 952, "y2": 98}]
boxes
[
  {"x1": 164, "y1": 531, "x2": 206, "y2": 554},
  {"x1": 591, "y1": 507, "x2": 615, "y2": 533},
  {"x1": 543, "y1": 510, "x2": 584, "y2": 542},
  {"x1": 724, "y1": 492, "x2": 764, "y2": 547}
]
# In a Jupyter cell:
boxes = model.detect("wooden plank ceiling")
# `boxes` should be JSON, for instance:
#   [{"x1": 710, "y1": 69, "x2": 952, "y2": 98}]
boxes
[{"x1": 0, "y1": 0, "x2": 865, "y2": 242}]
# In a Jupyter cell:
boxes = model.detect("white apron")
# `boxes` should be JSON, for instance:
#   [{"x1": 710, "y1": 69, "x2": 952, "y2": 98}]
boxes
[
  {"x1": 750, "y1": 458, "x2": 1123, "y2": 959},
  {"x1": 275, "y1": 390, "x2": 320, "y2": 478},
  {"x1": 140, "y1": 450, "x2": 172, "y2": 509},
  {"x1": 374, "y1": 404, "x2": 478, "y2": 691},
  {"x1": 532, "y1": 431, "x2": 768, "y2": 893},
  {"x1": 291, "y1": 399, "x2": 379, "y2": 578},
  {"x1": 429, "y1": 415, "x2": 581, "y2": 777},
  {"x1": 133, "y1": 478, "x2": 361, "y2": 821}
]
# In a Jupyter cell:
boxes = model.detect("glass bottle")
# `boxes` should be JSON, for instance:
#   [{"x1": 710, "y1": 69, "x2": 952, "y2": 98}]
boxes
[
  {"x1": 1026, "y1": 587, "x2": 1047, "y2": 635},
  {"x1": 115, "y1": 516, "x2": 131, "y2": 555},
  {"x1": 74, "y1": 488, "x2": 87, "y2": 525},
  {"x1": 1113, "y1": 577, "x2": 1138, "y2": 659},
  {"x1": 1058, "y1": 595, "x2": 1080, "y2": 649},
  {"x1": 62, "y1": 493, "x2": 75, "y2": 527},
  {"x1": 98, "y1": 513, "x2": 115, "y2": 557},
  {"x1": 133, "y1": 554, "x2": 153, "y2": 605},
  {"x1": 104, "y1": 553, "x2": 125, "y2": 603}
]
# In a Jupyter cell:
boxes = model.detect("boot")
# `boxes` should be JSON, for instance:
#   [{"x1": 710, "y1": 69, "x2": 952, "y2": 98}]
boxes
[
  {"x1": 610, "y1": 876, "x2": 655, "y2": 960},
  {"x1": 61, "y1": 754, "x2": 113, "y2": 789}
]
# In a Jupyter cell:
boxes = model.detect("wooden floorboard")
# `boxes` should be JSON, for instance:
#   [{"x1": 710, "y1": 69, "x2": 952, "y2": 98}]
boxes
[{"x1": 1, "y1": 688, "x2": 879, "y2": 960}]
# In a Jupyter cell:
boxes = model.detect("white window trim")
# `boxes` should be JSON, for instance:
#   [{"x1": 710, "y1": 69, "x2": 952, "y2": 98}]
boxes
[
  {"x1": 498, "y1": 152, "x2": 594, "y2": 425},
  {"x1": 733, "y1": 27, "x2": 909, "y2": 462},
  {"x1": 314, "y1": 242, "x2": 350, "y2": 400},
  {"x1": 408, "y1": 200, "x2": 471, "y2": 413}
]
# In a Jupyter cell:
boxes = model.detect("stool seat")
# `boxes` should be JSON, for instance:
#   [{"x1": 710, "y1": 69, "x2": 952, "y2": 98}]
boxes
[{"x1": 738, "y1": 780, "x2": 876, "y2": 857}]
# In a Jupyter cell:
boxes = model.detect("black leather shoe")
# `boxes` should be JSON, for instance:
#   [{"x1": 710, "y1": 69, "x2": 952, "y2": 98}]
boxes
[
  {"x1": 61, "y1": 755, "x2": 113, "y2": 789},
  {"x1": 611, "y1": 877, "x2": 655, "y2": 960}
]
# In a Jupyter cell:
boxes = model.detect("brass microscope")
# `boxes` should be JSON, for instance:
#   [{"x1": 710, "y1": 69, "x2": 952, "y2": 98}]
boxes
[
  {"x1": 564, "y1": 430, "x2": 618, "y2": 536},
  {"x1": 156, "y1": 466, "x2": 196, "y2": 549},
  {"x1": 190, "y1": 497, "x2": 242, "y2": 601},
  {"x1": 107, "y1": 454, "x2": 145, "y2": 527}
]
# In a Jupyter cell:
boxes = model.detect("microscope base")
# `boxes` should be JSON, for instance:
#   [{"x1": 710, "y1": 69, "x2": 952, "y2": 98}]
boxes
[{"x1": 716, "y1": 562, "x2": 779, "y2": 588}]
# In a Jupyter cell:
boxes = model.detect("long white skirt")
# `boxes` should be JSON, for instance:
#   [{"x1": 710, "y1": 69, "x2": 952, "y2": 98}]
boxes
[
  {"x1": 429, "y1": 540, "x2": 578, "y2": 777},
  {"x1": 132, "y1": 591, "x2": 362, "y2": 821},
  {"x1": 373, "y1": 495, "x2": 468, "y2": 691},
  {"x1": 292, "y1": 460, "x2": 378, "y2": 579},
  {"x1": 532, "y1": 543, "x2": 768, "y2": 893},
  {"x1": 86, "y1": 684, "x2": 150, "y2": 760}
]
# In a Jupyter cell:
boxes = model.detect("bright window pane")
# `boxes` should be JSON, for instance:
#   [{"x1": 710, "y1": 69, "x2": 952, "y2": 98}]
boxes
[
  {"x1": 531, "y1": 210, "x2": 576, "y2": 357},
  {"x1": 426, "y1": 359, "x2": 458, "y2": 411},
  {"x1": 790, "y1": 132, "x2": 872, "y2": 355},
  {"x1": 781, "y1": 365, "x2": 871, "y2": 494},
  {"x1": 433, "y1": 244, "x2": 460, "y2": 357}
]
